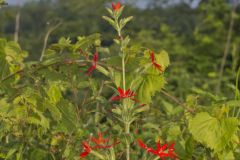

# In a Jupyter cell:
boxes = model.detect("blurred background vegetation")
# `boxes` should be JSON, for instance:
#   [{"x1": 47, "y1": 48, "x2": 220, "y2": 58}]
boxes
[
  {"x1": 0, "y1": 0, "x2": 240, "y2": 159},
  {"x1": 0, "y1": 0, "x2": 239, "y2": 101}
]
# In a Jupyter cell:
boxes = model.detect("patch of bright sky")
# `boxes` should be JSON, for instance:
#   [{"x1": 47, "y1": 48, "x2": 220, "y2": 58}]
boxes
[{"x1": 7, "y1": 0, "x2": 202, "y2": 8}]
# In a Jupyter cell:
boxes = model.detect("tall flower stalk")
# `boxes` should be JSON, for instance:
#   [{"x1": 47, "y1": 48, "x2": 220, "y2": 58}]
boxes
[
  {"x1": 80, "y1": 2, "x2": 176, "y2": 160},
  {"x1": 103, "y1": 2, "x2": 134, "y2": 160}
]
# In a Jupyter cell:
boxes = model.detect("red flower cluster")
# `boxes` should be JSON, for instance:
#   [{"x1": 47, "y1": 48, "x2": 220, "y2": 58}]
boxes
[
  {"x1": 137, "y1": 140, "x2": 177, "y2": 160},
  {"x1": 80, "y1": 142, "x2": 91, "y2": 158},
  {"x1": 86, "y1": 51, "x2": 98, "y2": 75},
  {"x1": 80, "y1": 132, "x2": 119, "y2": 158},
  {"x1": 150, "y1": 51, "x2": 164, "y2": 72},
  {"x1": 112, "y1": 2, "x2": 121, "y2": 11},
  {"x1": 111, "y1": 87, "x2": 136, "y2": 101}
]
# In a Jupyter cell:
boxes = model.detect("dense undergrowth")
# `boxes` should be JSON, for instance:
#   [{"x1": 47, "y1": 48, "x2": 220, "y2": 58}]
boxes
[{"x1": 0, "y1": 0, "x2": 240, "y2": 160}]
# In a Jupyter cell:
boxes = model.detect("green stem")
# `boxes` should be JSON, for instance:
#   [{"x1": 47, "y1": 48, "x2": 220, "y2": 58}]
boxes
[
  {"x1": 125, "y1": 122, "x2": 130, "y2": 160},
  {"x1": 153, "y1": 157, "x2": 160, "y2": 160},
  {"x1": 91, "y1": 150, "x2": 106, "y2": 160},
  {"x1": 115, "y1": 12, "x2": 130, "y2": 160},
  {"x1": 233, "y1": 67, "x2": 240, "y2": 117},
  {"x1": 122, "y1": 54, "x2": 126, "y2": 91}
]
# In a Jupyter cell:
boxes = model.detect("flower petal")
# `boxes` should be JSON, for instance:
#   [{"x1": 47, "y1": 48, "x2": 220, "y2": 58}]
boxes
[
  {"x1": 111, "y1": 96, "x2": 122, "y2": 101},
  {"x1": 115, "y1": 2, "x2": 121, "y2": 10},
  {"x1": 80, "y1": 151, "x2": 90, "y2": 158},
  {"x1": 150, "y1": 52, "x2": 155, "y2": 63},
  {"x1": 93, "y1": 52, "x2": 98, "y2": 62},
  {"x1": 137, "y1": 139, "x2": 148, "y2": 149},
  {"x1": 117, "y1": 87, "x2": 124, "y2": 96}
]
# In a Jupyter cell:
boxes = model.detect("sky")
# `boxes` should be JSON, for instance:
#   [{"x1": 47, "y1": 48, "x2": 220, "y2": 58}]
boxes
[
  {"x1": 6, "y1": 0, "x2": 202, "y2": 8},
  {"x1": 7, "y1": 0, "x2": 28, "y2": 5}
]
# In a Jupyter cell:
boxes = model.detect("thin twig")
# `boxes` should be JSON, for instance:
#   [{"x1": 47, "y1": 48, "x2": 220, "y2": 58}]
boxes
[
  {"x1": 0, "y1": 59, "x2": 87, "y2": 85},
  {"x1": 40, "y1": 21, "x2": 61, "y2": 61},
  {"x1": 216, "y1": 1, "x2": 237, "y2": 94},
  {"x1": 14, "y1": 11, "x2": 20, "y2": 42},
  {"x1": 160, "y1": 89, "x2": 194, "y2": 113}
]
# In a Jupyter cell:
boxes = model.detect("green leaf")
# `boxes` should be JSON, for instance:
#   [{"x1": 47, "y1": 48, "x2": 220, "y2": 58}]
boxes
[
  {"x1": 120, "y1": 16, "x2": 133, "y2": 30},
  {"x1": 47, "y1": 84, "x2": 62, "y2": 104},
  {"x1": 0, "y1": 53, "x2": 10, "y2": 80},
  {"x1": 155, "y1": 50, "x2": 170, "y2": 68},
  {"x1": 167, "y1": 125, "x2": 181, "y2": 141},
  {"x1": 29, "y1": 149, "x2": 50, "y2": 160},
  {"x1": 133, "y1": 105, "x2": 150, "y2": 114},
  {"x1": 56, "y1": 99, "x2": 78, "y2": 133},
  {"x1": 5, "y1": 148, "x2": 17, "y2": 159},
  {"x1": 26, "y1": 109, "x2": 50, "y2": 129},
  {"x1": 185, "y1": 136, "x2": 194, "y2": 158},
  {"x1": 43, "y1": 100, "x2": 62, "y2": 121},
  {"x1": 189, "y1": 112, "x2": 238, "y2": 152},
  {"x1": 217, "y1": 151, "x2": 235, "y2": 160},
  {"x1": 96, "y1": 65, "x2": 109, "y2": 76},
  {"x1": 135, "y1": 74, "x2": 165, "y2": 104},
  {"x1": 112, "y1": 107, "x2": 122, "y2": 115},
  {"x1": 102, "y1": 16, "x2": 117, "y2": 30},
  {"x1": 110, "y1": 70, "x2": 121, "y2": 87}
]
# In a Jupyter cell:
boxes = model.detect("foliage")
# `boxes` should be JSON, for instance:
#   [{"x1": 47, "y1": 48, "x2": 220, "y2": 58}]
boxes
[{"x1": 0, "y1": 0, "x2": 239, "y2": 160}]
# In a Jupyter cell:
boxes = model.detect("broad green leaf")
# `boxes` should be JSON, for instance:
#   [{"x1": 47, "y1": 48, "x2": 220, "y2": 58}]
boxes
[
  {"x1": 189, "y1": 112, "x2": 238, "y2": 152},
  {"x1": 217, "y1": 151, "x2": 235, "y2": 160},
  {"x1": 155, "y1": 50, "x2": 170, "y2": 68},
  {"x1": 135, "y1": 74, "x2": 165, "y2": 104}
]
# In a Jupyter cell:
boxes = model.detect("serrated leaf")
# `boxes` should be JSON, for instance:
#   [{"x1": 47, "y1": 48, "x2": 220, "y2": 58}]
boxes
[
  {"x1": 189, "y1": 112, "x2": 238, "y2": 152},
  {"x1": 135, "y1": 74, "x2": 165, "y2": 104},
  {"x1": 155, "y1": 50, "x2": 170, "y2": 68}
]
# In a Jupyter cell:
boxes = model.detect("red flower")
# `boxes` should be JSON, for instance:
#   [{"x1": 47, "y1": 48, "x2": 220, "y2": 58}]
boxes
[
  {"x1": 80, "y1": 132, "x2": 120, "y2": 158},
  {"x1": 112, "y1": 2, "x2": 121, "y2": 11},
  {"x1": 91, "y1": 132, "x2": 120, "y2": 149},
  {"x1": 86, "y1": 51, "x2": 98, "y2": 75},
  {"x1": 111, "y1": 87, "x2": 136, "y2": 101},
  {"x1": 80, "y1": 142, "x2": 91, "y2": 158},
  {"x1": 91, "y1": 132, "x2": 109, "y2": 145},
  {"x1": 150, "y1": 51, "x2": 164, "y2": 72},
  {"x1": 137, "y1": 140, "x2": 178, "y2": 160}
]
